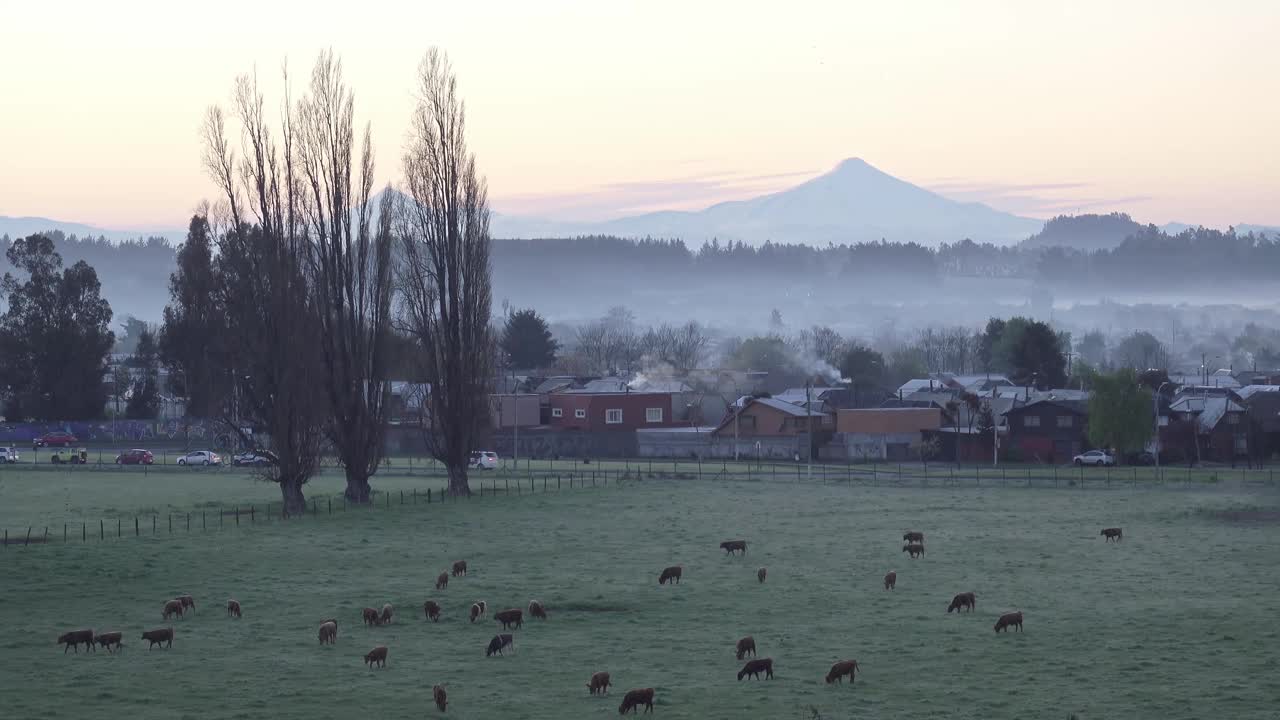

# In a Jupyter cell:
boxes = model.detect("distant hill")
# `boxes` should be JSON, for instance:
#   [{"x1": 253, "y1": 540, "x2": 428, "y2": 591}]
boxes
[
  {"x1": 0, "y1": 216, "x2": 184, "y2": 243},
  {"x1": 492, "y1": 158, "x2": 1044, "y2": 247},
  {"x1": 1022, "y1": 213, "x2": 1147, "y2": 251}
]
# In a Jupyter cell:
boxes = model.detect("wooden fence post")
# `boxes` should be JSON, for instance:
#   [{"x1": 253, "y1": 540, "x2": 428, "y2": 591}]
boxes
[
  {"x1": 152, "y1": 515, "x2": 156, "y2": 534},
  {"x1": 135, "y1": 517, "x2": 140, "y2": 536}
]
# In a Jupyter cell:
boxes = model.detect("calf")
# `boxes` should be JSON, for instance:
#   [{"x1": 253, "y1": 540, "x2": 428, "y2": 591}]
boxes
[
  {"x1": 720, "y1": 539, "x2": 747, "y2": 555},
  {"x1": 436, "y1": 572, "x2": 449, "y2": 590},
  {"x1": 825, "y1": 659, "x2": 859, "y2": 684},
  {"x1": 884, "y1": 570, "x2": 896, "y2": 590},
  {"x1": 364, "y1": 645, "x2": 388, "y2": 668},
  {"x1": 903, "y1": 531, "x2": 925, "y2": 544},
  {"x1": 902, "y1": 543, "x2": 925, "y2": 559},
  {"x1": 318, "y1": 621, "x2": 338, "y2": 645},
  {"x1": 495, "y1": 608, "x2": 523, "y2": 630},
  {"x1": 57, "y1": 629, "x2": 95, "y2": 654},
  {"x1": 424, "y1": 600, "x2": 442, "y2": 622},
  {"x1": 618, "y1": 687, "x2": 654, "y2": 715},
  {"x1": 162, "y1": 599, "x2": 185, "y2": 621},
  {"x1": 737, "y1": 657, "x2": 774, "y2": 681},
  {"x1": 486, "y1": 633, "x2": 515, "y2": 657},
  {"x1": 362, "y1": 607, "x2": 381, "y2": 626},
  {"x1": 1101, "y1": 527, "x2": 1123, "y2": 542},
  {"x1": 658, "y1": 565, "x2": 683, "y2": 585},
  {"x1": 226, "y1": 599, "x2": 242, "y2": 618},
  {"x1": 95, "y1": 631, "x2": 123, "y2": 653},
  {"x1": 528, "y1": 600, "x2": 548, "y2": 620},
  {"x1": 735, "y1": 635, "x2": 756, "y2": 660},
  {"x1": 757, "y1": 567, "x2": 767, "y2": 584},
  {"x1": 452, "y1": 560, "x2": 468, "y2": 577},
  {"x1": 433, "y1": 684, "x2": 447, "y2": 712},
  {"x1": 141, "y1": 627, "x2": 174, "y2": 650},
  {"x1": 948, "y1": 592, "x2": 977, "y2": 614},
  {"x1": 177, "y1": 594, "x2": 196, "y2": 612},
  {"x1": 587, "y1": 671, "x2": 611, "y2": 695},
  {"x1": 994, "y1": 611, "x2": 1024, "y2": 633},
  {"x1": 470, "y1": 603, "x2": 482, "y2": 623},
  {"x1": 379, "y1": 603, "x2": 394, "y2": 625}
]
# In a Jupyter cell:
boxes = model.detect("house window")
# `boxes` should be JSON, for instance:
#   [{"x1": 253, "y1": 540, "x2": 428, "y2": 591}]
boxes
[
  {"x1": 646, "y1": 407, "x2": 663, "y2": 423},
  {"x1": 1226, "y1": 414, "x2": 1240, "y2": 425},
  {"x1": 1023, "y1": 415, "x2": 1041, "y2": 427},
  {"x1": 606, "y1": 409, "x2": 623, "y2": 424},
  {"x1": 575, "y1": 409, "x2": 587, "y2": 419},
  {"x1": 1057, "y1": 415, "x2": 1073, "y2": 428},
  {"x1": 1235, "y1": 435, "x2": 1248, "y2": 452},
  {"x1": 551, "y1": 407, "x2": 563, "y2": 418}
]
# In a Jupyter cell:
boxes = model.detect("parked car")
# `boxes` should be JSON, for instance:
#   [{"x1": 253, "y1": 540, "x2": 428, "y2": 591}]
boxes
[
  {"x1": 35, "y1": 431, "x2": 78, "y2": 448},
  {"x1": 177, "y1": 450, "x2": 221, "y2": 466},
  {"x1": 51, "y1": 447, "x2": 88, "y2": 464},
  {"x1": 115, "y1": 449, "x2": 155, "y2": 465},
  {"x1": 0, "y1": 447, "x2": 19, "y2": 463},
  {"x1": 233, "y1": 451, "x2": 272, "y2": 467},
  {"x1": 1073, "y1": 449, "x2": 1115, "y2": 467},
  {"x1": 1125, "y1": 451, "x2": 1156, "y2": 466},
  {"x1": 468, "y1": 451, "x2": 499, "y2": 470}
]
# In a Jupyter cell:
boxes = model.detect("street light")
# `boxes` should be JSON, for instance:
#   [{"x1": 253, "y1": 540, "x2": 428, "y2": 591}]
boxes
[{"x1": 1154, "y1": 381, "x2": 1170, "y2": 471}]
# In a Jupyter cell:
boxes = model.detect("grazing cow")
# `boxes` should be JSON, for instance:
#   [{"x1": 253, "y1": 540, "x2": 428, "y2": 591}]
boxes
[
  {"x1": 884, "y1": 571, "x2": 897, "y2": 590},
  {"x1": 825, "y1": 659, "x2": 859, "y2": 684},
  {"x1": 141, "y1": 628, "x2": 174, "y2": 650},
  {"x1": 364, "y1": 645, "x2": 388, "y2": 668},
  {"x1": 362, "y1": 607, "x2": 381, "y2": 626},
  {"x1": 720, "y1": 540, "x2": 747, "y2": 555},
  {"x1": 433, "y1": 684, "x2": 448, "y2": 712},
  {"x1": 318, "y1": 621, "x2": 338, "y2": 645},
  {"x1": 902, "y1": 543, "x2": 925, "y2": 559},
  {"x1": 735, "y1": 636, "x2": 756, "y2": 660},
  {"x1": 757, "y1": 567, "x2": 767, "y2": 584},
  {"x1": 495, "y1": 608, "x2": 523, "y2": 630},
  {"x1": 470, "y1": 603, "x2": 482, "y2": 623},
  {"x1": 162, "y1": 599, "x2": 185, "y2": 621},
  {"x1": 380, "y1": 603, "x2": 394, "y2": 625},
  {"x1": 948, "y1": 592, "x2": 977, "y2": 614},
  {"x1": 452, "y1": 560, "x2": 468, "y2": 577},
  {"x1": 478, "y1": 600, "x2": 487, "y2": 616},
  {"x1": 994, "y1": 611, "x2": 1024, "y2": 633},
  {"x1": 436, "y1": 572, "x2": 449, "y2": 590},
  {"x1": 618, "y1": 687, "x2": 654, "y2": 715},
  {"x1": 658, "y1": 565, "x2": 683, "y2": 585},
  {"x1": 226, "y1": 599, "x2": 242, "y2": 618},
  {"x1": 1101, "y1": 527, "x2": 1123, "y2": 542},
  {"x1": 95, "y1": 631, "x2": 123, "y2": 653},
  {"x1": 737, "y1": 657, "x2": 774, "y2": 681},
  {"x1": 177, "y1": 595, "x2": 196, "y2": 612},
  {"x1": 424, "y1": 601, "x2": 442, "y2": 622},
  {"x1": 528, "y1": 600, "x2": 548, "y2": 620},
  {"x1": 486, "y1": 633, "x2": 515, "y2": 657},
  {"x1": 57, "y1": 629, "x2": 95, "y2": 654},
  {"x1": 587, "y1": 671, "x2": 611, "y2": 695},
  {"x1": 903, "y1": 531, "x2": 925, "y2": 544}
]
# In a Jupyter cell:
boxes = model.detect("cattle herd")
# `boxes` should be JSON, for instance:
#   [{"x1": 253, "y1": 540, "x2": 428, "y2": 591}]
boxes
[{"x1": 55, "y1": 527, "x2": 1123, "y2": 714}]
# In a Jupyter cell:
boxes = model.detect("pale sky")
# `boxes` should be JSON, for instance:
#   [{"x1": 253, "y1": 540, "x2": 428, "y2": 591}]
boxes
[{"x1": 1, "y1": 0, "x2": 1277, "y2": 231}]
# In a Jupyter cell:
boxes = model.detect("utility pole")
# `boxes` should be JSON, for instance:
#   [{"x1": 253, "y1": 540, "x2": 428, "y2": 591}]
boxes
[
  {"x1": 1154, "y1": 381, "x2": 1169, "y2": 471},
  {"x1": 806, "y1": 381, "x2": 813, "y2": 483}
]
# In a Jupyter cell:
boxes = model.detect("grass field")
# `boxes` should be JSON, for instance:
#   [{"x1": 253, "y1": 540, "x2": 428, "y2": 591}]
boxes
[{"x1": 3, "y1": 475, "x2": 1280, "y2": 719}]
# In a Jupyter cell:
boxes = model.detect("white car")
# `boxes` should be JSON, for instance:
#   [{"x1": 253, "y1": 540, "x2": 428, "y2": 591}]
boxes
[
  {"x1": 177, "y1": 450, "x2": 222, "y2": 466},
  {"x1": 1073, "y1": 449, "x2": 1115, "y2": 467},
  {"x1": 232, "y1": 451, "x2": 272, "y2": 467},
  {"x1": 469, "y1": 451, "x2": 498, "y2": 470},
  {"x1": 0, "y1": 447, "x2": 19, "y2": 464}
]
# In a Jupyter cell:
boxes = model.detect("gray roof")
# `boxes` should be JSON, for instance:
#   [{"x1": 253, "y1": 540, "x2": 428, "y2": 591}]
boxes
[
  {"x1": 1169, "y1": 395, "x2": 1246, "y2": 432},
  {"x1": 629, "y1": 379, "x2": 694, "y2": 394},
  {"x1": 1235, "y1": 384, "x2": 1280, "y2": 401},
  {"x1": 534, "y1": 377, "x2": 576, "y2": 394},
  {"x1": 751, "y1": 397, "x2": 827, "y2": 417}
]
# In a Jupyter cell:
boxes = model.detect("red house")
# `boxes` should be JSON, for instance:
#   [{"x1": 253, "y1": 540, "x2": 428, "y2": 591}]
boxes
[{"x1": 547, "y1": 392, "x2": 677, "y2": 431}]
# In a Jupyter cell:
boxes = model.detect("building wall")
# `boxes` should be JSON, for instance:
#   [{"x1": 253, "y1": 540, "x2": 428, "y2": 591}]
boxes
[
  {"x1": 637, "y1": 429, "x2": 808, "y2": 459},
  {"x1": 823, "y1": 431, "x2": 925, "y2": 461},
  {"x1": 547, "y1": 393, "x2": 675, "y2": 432},
  {"x1": 1005, "y1": 404, "x2": 1086, "y2": 463},
  {"x1": 713, "y1": 403, "x2": 818, "y2": 438},
  {"x1": 489, "y1": 394, "x2": 541, "y2": 429}
]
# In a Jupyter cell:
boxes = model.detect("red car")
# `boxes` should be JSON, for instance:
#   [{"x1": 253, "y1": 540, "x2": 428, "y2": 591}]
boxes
[
  {"x1": 35, "y1": 431, "x2": 78, "y2": 448},
  {"x1": 115, "y1": 449, "x2": 155, "y2": 465}
]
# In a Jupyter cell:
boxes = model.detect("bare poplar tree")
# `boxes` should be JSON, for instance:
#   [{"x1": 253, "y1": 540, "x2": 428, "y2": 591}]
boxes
[
  {"x1": 295, "y1": 52, "x2": 394, "y2": 503},
  {"x1": 397, "y1": 48, "x2": 493, "y2": 497}
]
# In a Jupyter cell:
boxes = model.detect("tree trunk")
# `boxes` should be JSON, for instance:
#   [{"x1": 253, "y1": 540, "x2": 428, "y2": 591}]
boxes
[
  {"x1": 278, "y1": 476, "x2": 306, "y2": 516},
  {"x1": 344, "y1": 468, "x2": 372, "y2": 504},
  {"x1": 446, "y1": 463, "x2": 472, "y2": 497}
]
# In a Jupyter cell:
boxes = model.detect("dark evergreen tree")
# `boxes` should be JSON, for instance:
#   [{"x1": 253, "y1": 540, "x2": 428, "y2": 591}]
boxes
[{"x1": 501, "y1": 308, "x2": 559, "y2": 370}]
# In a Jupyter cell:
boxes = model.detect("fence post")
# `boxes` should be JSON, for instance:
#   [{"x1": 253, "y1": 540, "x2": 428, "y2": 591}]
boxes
[
  {"x1": 99, "y1": 520, "x2": 103, "y2": 540},
  {"x1": 557, "y1": 475, "x2": 561, "y2": 490},
  {"x1": 25, "y1": 527, "x2": 31, "y2": 546},
  {"x1": 202, "y1": 511, "x2": 206, "y2": 531},
  {"x1": 152, "y1": 515, "x2": 157, "y2": 534},
  {"x1": 117, "y1": 518, "x2": 121, "y2": 537},
  {"x1": 428, "y1": 488, "x2": 432, "y2": 504},
  {"x1": 2, "y1": 529, "x2": 5, "y2": 547},
  {"x1": 186, "y1": 513, "x2": 191, "y2": 532},
  {"x1": 64, "y1": 524, "x2": 67, "y2": 543}
]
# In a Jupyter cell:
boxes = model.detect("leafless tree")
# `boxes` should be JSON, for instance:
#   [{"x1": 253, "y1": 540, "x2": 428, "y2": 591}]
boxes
[
  {"x1": 642, "y1": 321, "x2": 709, "y2": 371},
  {"x1": 396, "y1": 48, "x2": 493, "y2": 497},
  {"x1": 201, "y1": 67, "x2": 327, "y2": 514},
  {"x1": 574, "y1": 306, "x2": 643, "y2": 375},
  {"x1": 295, "y1": 52, "x2": 395, "y2": 504}
]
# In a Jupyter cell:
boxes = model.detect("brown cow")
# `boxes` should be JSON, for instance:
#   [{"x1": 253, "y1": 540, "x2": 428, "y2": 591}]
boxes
[
  {"x1": 994, "y1": 611, "x2": 1023, "y2": 633},
  {"x1": 658, "y1": 565, "x2": 683, "y2": 585},
  {"x1": 141, "y1": 627, "x2": 174, "y2": 649},
  {"x1": 452, "y1": 560, "x2": 468, "y2": 577},
  {"x1": 436, "y1": 572, "x2": 449, "y2": 590},
  {"x1": 495, "y1": 608, "x2": 523, "y2": 630},
  {"x1": 720, "y1": 540, "x2": 747, "y2": 555},
  {"x1": 162, "y1": 599, "x2": 185, "y2": 620},
  {"x1": 364, "y1": 645, "x2": 388, "y2": 668},
  {"x1": 825, "y1": 659, "x2": 859, "y2": 684},
  {"x1": 1101, "y1": 527, "x2": 1123, "y2": 542},
  {"x1": 735, "y1": 636, "x2": 756, "y2": 660},
  {"x1": 884, "y1": 570, "x2": 897, "y2": 590},
  {"x1": 486, "y1": 633, "x2": 515, "y2": 657},
  {"x1": 58, "y1": 629, "x2": 95, "y2": 653},
  {"x1": 226, "y1": 599, "x2": 242, "y2": 618},
  {"x1": 362, "y1": 607, "x2": 380, "y2": 626},
  {"x1": 948, "y1": 592, "x2": 977, "y2": 613},
  {"x1": 380, "y1": 603, "x2": 394, "y2": 625},
  {"x1": 95, "y1": 631, "x2": 123, "y2": 653},
  {"x1": 903, "y1": 543, "x2": 925, "y2": 559},
  {"x1": 529, "y1": 600, "x2": 548, "y2": 620},
  {"x1": 618, "y1": 687, "x2": 654, "y2": 715},
  {"x1": 737, "y1": 657, "x2": 774, "y2": 680},
  {"x1": 424, "y1": 600, "x2": 442, "y2": 622},
  {"x1": 469, "y1": 603, "x2": 482, "y2": 623},
  {"x1": 177, "y1": 594, "x2": 196, "y2": 612},
  {"x1": 587, "y1": 671, "x2": 611, "y2": 695},
  {"x1": 318, "y1": 621, "x2": 338, "y2": 645},
  {"x1": 903, "y1": 531, "x2": 925, "y2": 544},
  {"x1": 433, "y1": 684, "x2": 448, "y2": 712},
  {"x1": 757, "y1": 567, "x2": 767, "y2": 584}
]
